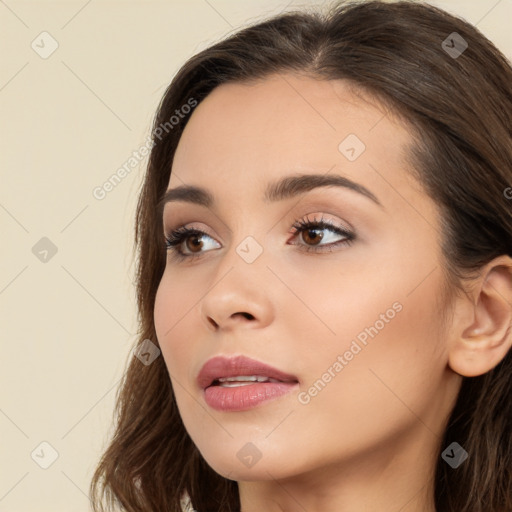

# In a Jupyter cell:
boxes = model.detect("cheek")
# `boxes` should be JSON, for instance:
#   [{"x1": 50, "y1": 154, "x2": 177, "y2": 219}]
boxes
[
  {"x1": 280, "y1": 266, "x2": 404, "y2": 372},
  {"x1": 154, "y1": 278, "x2": 203, "y2": 426},
  {"x1": 153, "y1": 275, "x2": 194, "y2": 376},
  {"x1": 154, "y1": 279, "x2": 171, "y2": 348},
  {"x1": 291, "y1": 257, "x2": 447, "y2": 409},
  {"x1": 302, "y1": 278, "x2": 447, "y2": 429}
]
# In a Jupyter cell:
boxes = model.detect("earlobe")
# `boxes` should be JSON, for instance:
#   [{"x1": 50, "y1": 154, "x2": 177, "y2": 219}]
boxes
[{"x1": 448, "y1": 256, "x2": 512, "y2": 377}]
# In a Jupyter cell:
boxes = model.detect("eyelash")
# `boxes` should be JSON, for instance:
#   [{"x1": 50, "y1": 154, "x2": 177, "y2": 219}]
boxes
[{"x1": 164, "y1": 214, "x2": 355, "y2": 262}]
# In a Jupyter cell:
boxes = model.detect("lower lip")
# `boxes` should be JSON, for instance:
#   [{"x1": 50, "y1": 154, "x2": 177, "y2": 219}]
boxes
[{"x1": 204, "y1": 382, "x2": 298, "y2": 411}]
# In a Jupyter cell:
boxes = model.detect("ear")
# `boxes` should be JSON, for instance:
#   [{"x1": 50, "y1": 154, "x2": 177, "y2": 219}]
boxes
[{"x1": 448, "y1": 255, "x2": 512, "y2": 377}]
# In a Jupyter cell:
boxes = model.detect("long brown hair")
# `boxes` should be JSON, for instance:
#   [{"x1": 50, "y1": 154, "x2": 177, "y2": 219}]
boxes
[{"x1": 90, "y1": 1, "x2": 512, "y2": 510}]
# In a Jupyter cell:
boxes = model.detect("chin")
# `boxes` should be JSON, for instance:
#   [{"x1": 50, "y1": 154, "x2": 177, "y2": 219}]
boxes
[{"x1": 198, "y1": 446, "x2": 286, "y2": 481}]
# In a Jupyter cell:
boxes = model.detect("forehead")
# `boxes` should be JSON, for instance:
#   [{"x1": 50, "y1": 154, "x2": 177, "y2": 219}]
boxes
[{"x1": 169, "y1": 73, "x2": 418, "y2": 209}]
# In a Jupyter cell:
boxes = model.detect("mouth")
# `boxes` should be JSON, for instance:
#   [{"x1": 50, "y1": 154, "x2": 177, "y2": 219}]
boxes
[
  {"x1": 211, "y1": 375, "x2": 295, "y2": 388},
  {"x1": 197, "y1": 354, "x2": 299, "y2": 411},
  {"x1": 197, "y1": 355, "x2": 299, "y2": 390}
]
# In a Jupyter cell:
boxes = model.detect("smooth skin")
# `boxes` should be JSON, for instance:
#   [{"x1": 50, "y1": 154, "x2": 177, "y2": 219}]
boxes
[{"x1": 153, "y1": 73, "x2": 512, "y2": 512}]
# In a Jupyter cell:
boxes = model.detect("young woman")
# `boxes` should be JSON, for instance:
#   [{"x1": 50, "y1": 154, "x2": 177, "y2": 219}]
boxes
[{"x1": 90, "y1": 1, "x2": 512, "y2": 511}]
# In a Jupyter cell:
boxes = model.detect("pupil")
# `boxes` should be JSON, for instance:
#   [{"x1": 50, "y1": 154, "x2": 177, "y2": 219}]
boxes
[
  {"x1": 306, "y1": 229, "x2": 322, "y2": 245},
  {"x1": 188, "y1": 235, "x2": 202, "y2": 252}
]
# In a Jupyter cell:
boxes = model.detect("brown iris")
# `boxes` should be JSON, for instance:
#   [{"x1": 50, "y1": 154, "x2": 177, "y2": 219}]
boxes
[{"x1": 302, "y1": 228, "x2": 324, "y2": 246}]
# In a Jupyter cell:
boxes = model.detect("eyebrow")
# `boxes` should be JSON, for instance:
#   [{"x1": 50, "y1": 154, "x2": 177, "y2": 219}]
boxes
[{"x1": 157, "y1": 173, "x2": 382, "y2": 215}]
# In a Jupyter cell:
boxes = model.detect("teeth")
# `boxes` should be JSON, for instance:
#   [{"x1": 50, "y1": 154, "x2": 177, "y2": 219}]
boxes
[
  {"x1": 218, "y1": 375, "x2": 273, "y2": 382},
  {"x1": 218, "y1": 381, "x2": 259, "y2": 387},
  {"x1": 216, "y1": 375, "x2": 281, "y2": 387}
]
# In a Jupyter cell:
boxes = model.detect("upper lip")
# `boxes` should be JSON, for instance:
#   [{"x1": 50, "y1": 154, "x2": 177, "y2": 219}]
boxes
[{"x1": 197, "y1": 355, "x2": 299, "y2": 390}]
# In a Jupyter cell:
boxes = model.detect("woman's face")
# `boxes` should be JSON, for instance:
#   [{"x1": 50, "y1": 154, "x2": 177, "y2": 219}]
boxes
[{"x1": 154, "y1": 73, "x2": 462, "y2": 485}]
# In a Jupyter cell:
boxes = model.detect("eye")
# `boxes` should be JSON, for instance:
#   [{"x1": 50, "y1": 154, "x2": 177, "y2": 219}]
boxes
[
  {"x1": 164, "y1": 214, "x2": 355, "y2": 262},
  {"x1": 164, "y1": 226, "x2": 220, "y2": 261},
  {"x1": 288, "y1": 213, "x2": 355, "y2": 254}
]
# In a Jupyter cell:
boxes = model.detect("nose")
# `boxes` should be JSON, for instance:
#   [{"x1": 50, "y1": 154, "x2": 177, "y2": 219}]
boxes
[
  {"x1": 199, "y1": 256, "x2": 275, "y2": 332},
  {"x1": 205, "y1": 311, "x2": 255, "y2": 330}
]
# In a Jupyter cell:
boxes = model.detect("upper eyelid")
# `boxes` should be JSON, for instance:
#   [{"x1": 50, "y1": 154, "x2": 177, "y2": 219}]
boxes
[
  {"x1": 161, "y1": 192, "x2": 365, "y2": 232},
  {"x1": 162, "y1": 205, "x2": 232, "y2": 236},
  {"x1": 162, "y1": 207, "x2": 354, "y2": 232},
  {"x1": 164, "y1": 222, "x2": 218, "y2": 241}
]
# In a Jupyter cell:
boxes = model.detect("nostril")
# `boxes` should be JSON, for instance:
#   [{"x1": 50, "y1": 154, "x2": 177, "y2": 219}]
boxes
[{"x1": 207, "y1": 312, "x2": 254, "y2": 328}]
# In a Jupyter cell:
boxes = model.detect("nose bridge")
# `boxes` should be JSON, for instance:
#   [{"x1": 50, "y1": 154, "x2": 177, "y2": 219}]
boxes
[
  {"x1": 214, "y1": 231, "x2": 268, "y2": 298},
  {"x1": 217, "y1": 205, "x2": 271, "y2": 269},
  {"x1": 199, "y1": 229, "x2": 274, "y2": 330}
]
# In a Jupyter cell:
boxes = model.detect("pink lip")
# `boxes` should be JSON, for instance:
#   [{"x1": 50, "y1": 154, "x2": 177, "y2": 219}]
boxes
[{"x1": 197, "y1": 355, "x2": 299, "y2": 411}]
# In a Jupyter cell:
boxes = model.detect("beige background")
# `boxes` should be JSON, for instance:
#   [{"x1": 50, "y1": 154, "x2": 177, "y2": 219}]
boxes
[{"x1": 1, "y1": 0, "x2": 510, "y2": 510}]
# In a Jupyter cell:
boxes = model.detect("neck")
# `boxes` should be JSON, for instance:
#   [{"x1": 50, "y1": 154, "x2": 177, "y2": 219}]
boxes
[{"x1": 238, "y1": 427, "x2": 439, "y2": 512}]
